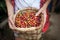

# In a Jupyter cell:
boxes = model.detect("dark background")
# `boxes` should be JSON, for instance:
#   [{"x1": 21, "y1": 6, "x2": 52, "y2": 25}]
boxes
[{"x1": 0, "y1": 0, "x2": 7, "y2": 23}]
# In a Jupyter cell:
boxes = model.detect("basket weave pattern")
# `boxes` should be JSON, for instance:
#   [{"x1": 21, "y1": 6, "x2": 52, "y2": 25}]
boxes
[
  {"x1": 14, "y1": 7, "x2": 46, "y2": 40},
  {"x1": 14, "y1": 27, "x2": 42, "y2": 40}
]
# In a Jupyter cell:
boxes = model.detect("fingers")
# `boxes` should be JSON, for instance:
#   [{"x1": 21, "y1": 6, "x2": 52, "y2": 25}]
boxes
[
  {"x1": 8, "y1": 21, "x2": 21, "y2": 35},
  {"x1": 8, "y1": 20, "x2": 15, "y2": 30},
  {"x1": 8, "y1": 17, "x2": 16, "y2": 30},
  {"x1": 35, "y1": 10, "x2": 41, "y2": 16},
  {"x1": 8, "y1": 18, "x2": 21, "y2": 32},
  {"x1": 35, "y1": 8, "x2": 46, "y2": 16},
  {"x1": 9, "y1": 21, "x2": 15, "y2": 29},
  {"x1": 35, "y1": 8, "x2": 43, "y2": 16}
]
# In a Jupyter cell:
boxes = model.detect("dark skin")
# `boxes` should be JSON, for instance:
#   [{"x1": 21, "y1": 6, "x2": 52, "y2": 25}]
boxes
[{"x1": 5, "y1": 0, "x2": 51, "y2": 40}]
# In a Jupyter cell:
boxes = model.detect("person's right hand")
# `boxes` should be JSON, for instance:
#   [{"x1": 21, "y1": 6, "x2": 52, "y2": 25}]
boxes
[
  {"x1": 5, "y1": 0, "x2": 16, "y2": 30},
  {"x1": 8, "y1": 15, "x2": 16, "y2": 30}
]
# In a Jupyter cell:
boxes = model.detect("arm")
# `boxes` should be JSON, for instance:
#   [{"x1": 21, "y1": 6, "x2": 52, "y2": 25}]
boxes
[
  {"x1": 42, "y1": 0, "x2": 51, "y2": 10},
  {"x1": 5, "y1": 0, "x2": 14, "y2": 17},
  {"x1": 35, "y1": 0, "x2": 51, "y2": 16},
  {"x1": 5, "y1": 0, "x2": 15, "y2": 29}
]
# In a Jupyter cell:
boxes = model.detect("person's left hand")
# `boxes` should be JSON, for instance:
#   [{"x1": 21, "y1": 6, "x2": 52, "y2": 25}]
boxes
[
  {"x1": 35, "y1": 6, "x2": 47, "y2": 27},
  {"x1": 35, "y1": 6, "x2": 47, "y2": 16}
]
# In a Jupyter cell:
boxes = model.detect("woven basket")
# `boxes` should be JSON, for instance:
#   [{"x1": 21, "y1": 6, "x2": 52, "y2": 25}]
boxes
[{"x1": 13, "y1": 7, "x2": 46, "y2": 40}]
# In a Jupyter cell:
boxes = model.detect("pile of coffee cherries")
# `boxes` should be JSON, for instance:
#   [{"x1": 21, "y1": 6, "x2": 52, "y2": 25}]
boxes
[{"x1": 15, "y1": 9, "x2": 42, "y2": 28}]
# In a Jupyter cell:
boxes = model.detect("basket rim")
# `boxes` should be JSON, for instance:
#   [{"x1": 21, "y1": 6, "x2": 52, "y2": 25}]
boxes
[{"x1": 13, "y1": 7, "x2": 46, "y2": 32}]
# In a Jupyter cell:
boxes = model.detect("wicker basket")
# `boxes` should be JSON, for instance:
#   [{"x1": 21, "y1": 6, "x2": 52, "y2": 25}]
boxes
[{"x1": 13, "y1": 7, "x2": 46, "y2": 40}]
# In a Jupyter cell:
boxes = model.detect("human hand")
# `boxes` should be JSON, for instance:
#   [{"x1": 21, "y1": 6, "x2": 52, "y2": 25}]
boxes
[
  {"x1": 8, "y1": 16, "x2": 26, "y2": 40},
  {"x1": 8, "y1": 15, "x2": 16, "y2": 30},
  {"x1": 5, "y1": 0, "x2": 17, "y2": 30},
  {"x1": 35, "y1": 6, "x2": 46, "y2": 16}
]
